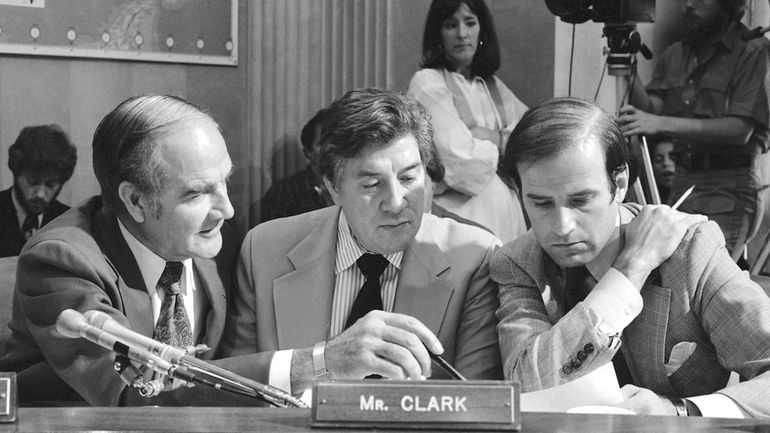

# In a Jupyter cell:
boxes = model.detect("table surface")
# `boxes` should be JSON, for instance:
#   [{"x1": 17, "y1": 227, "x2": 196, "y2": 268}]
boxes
[{"x1": 1, "y1": 407, "x2": 769, "y2": 432}]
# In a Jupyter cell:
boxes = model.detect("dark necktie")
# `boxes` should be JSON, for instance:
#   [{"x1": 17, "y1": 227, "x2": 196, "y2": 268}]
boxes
[
  {"x1": 564, "y1": 266, "x2": 634, "y2": 387},
  {"x1": 153, "y1": 262, "x2": 193, "y2": 348},
  {"x1": 345, "y1": 254, "x2": 389, "y2": 329},
  {"x1": 21, "y1": 214, "x2": 39, "y2": 240}
]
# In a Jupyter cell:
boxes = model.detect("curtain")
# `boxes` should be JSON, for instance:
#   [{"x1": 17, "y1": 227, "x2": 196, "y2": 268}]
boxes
[{"x1": 244, "y1": 0, "x2": 394, "y2": 228}]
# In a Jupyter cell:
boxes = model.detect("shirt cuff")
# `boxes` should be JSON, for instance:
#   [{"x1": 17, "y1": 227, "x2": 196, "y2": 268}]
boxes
[
  {"x1": 688, "y1": 394, "x2": 747, "y2": 418},
  {"x1": 583, "y1": 268, "x2": 643, "y2": 334},
  {"x1": 269, "y1": 349, "x2": 294, "y2": 394}
]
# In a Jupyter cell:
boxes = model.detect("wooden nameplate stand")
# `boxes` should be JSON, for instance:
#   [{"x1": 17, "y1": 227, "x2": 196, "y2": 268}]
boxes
[{"x1": 311, "y1": 379, "x2": 519, "y2": 431}]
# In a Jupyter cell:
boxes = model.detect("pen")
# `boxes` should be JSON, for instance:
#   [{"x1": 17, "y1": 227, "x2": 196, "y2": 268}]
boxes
[
  {"x1": 671, "y1": 185, "x2": 695, "y2": 210},
  {"x1": 428, "y1": 351, "x2": 467, "y2": 381}
]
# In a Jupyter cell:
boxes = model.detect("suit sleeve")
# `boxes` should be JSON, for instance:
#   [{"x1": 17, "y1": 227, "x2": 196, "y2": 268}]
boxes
[
  {"x1": 688, "y1": 223, "x2": 770, "y2": 418},
  {"x1": 450, "y1": 237, "x2": 503, "y2": 380},
  {"x1": 492, "y1": 245, "x2": 617, "y2": 391}
]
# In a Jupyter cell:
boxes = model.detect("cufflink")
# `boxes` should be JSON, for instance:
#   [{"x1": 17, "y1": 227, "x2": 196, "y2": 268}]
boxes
[{"x1": 313, "y1": 341, "x2": 331, "y2": 379}]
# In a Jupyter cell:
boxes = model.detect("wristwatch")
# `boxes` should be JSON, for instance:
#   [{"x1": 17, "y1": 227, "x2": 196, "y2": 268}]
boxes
[{"x1": 313, "y1": 341, "x2": 331, "y2": 379}]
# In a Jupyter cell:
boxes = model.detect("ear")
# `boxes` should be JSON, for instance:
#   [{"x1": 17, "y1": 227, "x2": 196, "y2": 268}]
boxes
[
  {"x1": 322, "y1": 176, "x2": 341, "y2": 206},
  {"x1": 613, "y1": 165, "x2": 629, "y2": 203},
  {"x1": 118, "y1": 181, "x2": 148, "y2": 223}
]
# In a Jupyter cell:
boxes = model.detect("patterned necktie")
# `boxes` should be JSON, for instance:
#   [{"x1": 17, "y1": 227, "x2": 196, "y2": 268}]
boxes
[
  {"x1": 345, "y1": 254, "x2": 389, "y2": 329},
  {"x1": 21, "y1": 214, "x2": 39, "y2": 241},
  {"x1": 565, "y1": 266, "x2": 635, "y2": 387},
  {"x1": 153, "y1": 261, "x2": 193, "y2": 348}
]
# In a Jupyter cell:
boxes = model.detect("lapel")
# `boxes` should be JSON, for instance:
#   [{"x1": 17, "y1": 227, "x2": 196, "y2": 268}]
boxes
[
  {"x1": 622, "y1": 272, "x2": 676, "y2": 396},
  {"x1": 273, "y1": 207, "x2": 338, "y2": 348},
  {"x1": 193, "y1": 256, "x2": 227, "y2": 356},
  {"x1": 92, "y1": 204, "x2": 154, "y2": 338},
  {"x1": 392, "y1": 221, "x2": 452, "y2": 335}
]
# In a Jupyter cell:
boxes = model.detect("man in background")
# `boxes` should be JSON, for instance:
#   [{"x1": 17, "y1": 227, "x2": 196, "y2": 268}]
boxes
[
  {"x1": 0, "y1": 124, "x2": 76, "y2": 257},
  {"x1": 619, "y1": 0, "x2": 770, "y2": 263},
  {"x1": 260, "y1": 108, "x2": 333, "y2": 222},
  {"x1": 495, "y1": 97, "x2": 770, "y2": 418},
  {"x1": 225, "y1": 88, "x2": 502, "y2": 397}
]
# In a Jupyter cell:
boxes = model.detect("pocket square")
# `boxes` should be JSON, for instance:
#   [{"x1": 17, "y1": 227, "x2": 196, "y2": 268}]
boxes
[{"x1": 665, "y1": 341, "x2": 697, "y2": 377}]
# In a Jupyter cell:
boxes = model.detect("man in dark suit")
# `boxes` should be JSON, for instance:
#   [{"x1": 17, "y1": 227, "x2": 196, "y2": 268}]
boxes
[
  {"x1": 0, "y1": 124, "x2": 76, "y2": 257},
  {"x1": 0, "y1": 95, "x2": 281, "y2": 407},
  {"x1": 493, "y1": 97, "x2": 770, "y2": 418},
  {"x1": 224, "y1": 89, "x2": 502, "y2": 398}
]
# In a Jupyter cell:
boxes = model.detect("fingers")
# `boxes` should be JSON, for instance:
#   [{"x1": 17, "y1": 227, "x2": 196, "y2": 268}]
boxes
[
  {"x1": 619, "y1": 384, "x2": 641, "y2": 399},
  {"x1": 380, "y1": 311, "x2": 443, "y2": 355}
]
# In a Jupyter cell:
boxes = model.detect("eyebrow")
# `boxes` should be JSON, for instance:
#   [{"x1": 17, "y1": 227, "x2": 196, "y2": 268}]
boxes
[
  {"x1": 355, "y1": 162, "x2": 422, "y2": 178},
  {"x1": 525, "y1": 189, "x2": 598, "y2": 200}
]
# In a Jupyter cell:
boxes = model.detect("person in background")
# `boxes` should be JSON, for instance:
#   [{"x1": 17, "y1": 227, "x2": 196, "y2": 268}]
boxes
[
  {"x1": 260, "y1": 108, "x2": 333, "y2": 223},
  {"x1": 0, "y1": 124, "x2": 76, "y2": 257},
  {"x1": 618, "y1": 0, "x2": 770, "y2": 262},
  {"x1": 408, "y1": 0, "x2": 528, "y2": 243},
  {"x1": 494, "y1": 97, "x2": 770, "y2": 418},
  {"x1": 650, "y1": 136, "x2": 676, "y2": 202},
  {"x1": 224, "y1": 88, "x2": 502, "y2": 399}
]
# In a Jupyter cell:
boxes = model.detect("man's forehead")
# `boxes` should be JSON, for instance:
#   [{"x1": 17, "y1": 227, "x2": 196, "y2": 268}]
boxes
[
  {"x1": 342, "y1": 137, "x2": 422, "y2": 176},
  {"x1": 518, "y1": 143, "x2": 609, "y2": 194}
]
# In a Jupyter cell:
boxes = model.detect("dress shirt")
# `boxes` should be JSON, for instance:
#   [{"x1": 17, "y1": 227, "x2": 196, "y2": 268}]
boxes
[
  {"x1": 11, "y1": 187, "x2": 42, "y2": 233},
  {"x1": 117, "y1": 219, "x2": 204, "y2": 342},
  {"x1": 269, "y1": 211, "x2": 403, "y2": 394},
  {"x1": 577, "y1": 206, "x2": 743, "y2": 417}
]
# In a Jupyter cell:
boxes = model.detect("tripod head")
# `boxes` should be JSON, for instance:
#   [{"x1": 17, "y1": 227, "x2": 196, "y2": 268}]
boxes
[{"x1": 603, "y1": 24, "x2": 653, "y2": 76}]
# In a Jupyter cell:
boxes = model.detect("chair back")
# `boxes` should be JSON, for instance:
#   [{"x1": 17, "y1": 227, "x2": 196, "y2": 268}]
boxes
[{"x1": 0, "y1": 255, "x2": 18, "y2": 353}]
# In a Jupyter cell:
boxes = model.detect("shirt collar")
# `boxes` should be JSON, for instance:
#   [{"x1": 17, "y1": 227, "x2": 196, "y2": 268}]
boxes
[
  {"x1": 584, "y1": 205, "x2": 635, "y2": 281},
  {"x1": 334, "y1": 210, "x2": 403, "y2": 275},
  {"x1": 117, "y1": 218, "x2": 192, "y2": 295}
]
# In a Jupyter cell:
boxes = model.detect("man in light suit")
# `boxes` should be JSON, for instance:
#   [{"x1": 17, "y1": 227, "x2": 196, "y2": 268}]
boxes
[
  {"x1": 224, "y1": 88, "x2": 502, "y2": 395},
  {"x1": 0, "y1": 95, "x2": 275, "y2": 407},
  {"x1": 493, "y1": 97, "x2": 770, "y2": 418}
]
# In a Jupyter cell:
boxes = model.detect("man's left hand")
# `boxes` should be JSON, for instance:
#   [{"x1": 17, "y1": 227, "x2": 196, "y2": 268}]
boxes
[
  {"x1": 618, "y1": 105, "x2": 665, "y2": 137},
  {"x1": 616, "y1": 385, "x2": 678, "y2": 416}
]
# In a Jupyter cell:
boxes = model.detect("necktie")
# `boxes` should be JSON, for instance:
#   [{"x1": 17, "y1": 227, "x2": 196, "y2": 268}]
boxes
[
  {"x1": 153, "y1": 262, "x2": 193, "y2": 348},
  {"x1": 564, "y1": 266, "x2": 634, "y2": 387},
  {"x1": 21, "y1": 214, "x2": 39, "y2": 240},
  {"x1": 345, "y1": 254, "x2": 389, "y2": 329}
]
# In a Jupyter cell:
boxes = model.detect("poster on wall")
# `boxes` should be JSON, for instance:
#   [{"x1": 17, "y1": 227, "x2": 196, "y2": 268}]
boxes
[{"x1": 0, "y1": 0, "x2": 237, "y2": 66}]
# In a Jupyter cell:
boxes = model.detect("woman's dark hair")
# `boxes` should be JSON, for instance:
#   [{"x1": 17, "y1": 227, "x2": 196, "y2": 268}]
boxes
[{"x1": 419, "y1": 0, "x2": 500, "y2": 80}]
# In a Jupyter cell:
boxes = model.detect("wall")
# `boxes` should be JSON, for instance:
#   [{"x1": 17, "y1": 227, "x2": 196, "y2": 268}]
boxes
[{"x1": 0, "y1": 1, "x2": 250, "y2": 217}]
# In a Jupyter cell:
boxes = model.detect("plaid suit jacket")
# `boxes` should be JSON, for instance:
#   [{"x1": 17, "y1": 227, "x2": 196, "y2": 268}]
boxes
[{"x1": 492, "y1": 204, "x2": 770, "y2": 418}]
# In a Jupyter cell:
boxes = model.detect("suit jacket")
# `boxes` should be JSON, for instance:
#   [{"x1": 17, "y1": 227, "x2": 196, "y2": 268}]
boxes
[
  {"x1": 223, "y1": 206, "x2": 503, "y2": 380},
  {"x1": 0, "y1": 187, "x2": 69, "y2": 258},
  {"x1": 0, "y1": 196, "x2": 272, "y2": 407},
  {"x1": 492, "y1": 205, "x2": 770, "y2": 418}
]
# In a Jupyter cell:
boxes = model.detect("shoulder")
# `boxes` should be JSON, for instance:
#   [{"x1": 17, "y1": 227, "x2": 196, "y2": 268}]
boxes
[
  {"x1": 491, "y1": 230, "x2": 540, "y2": 271},
  {"x1": 417, "y1": 213, "x2": 501, "y2": 258},
  {"x1": 408, "y1": 68, "x2": 446, "y2": 92},
  {"x1": 244, "y1": 206, "x2": 338, "y2": 248}
]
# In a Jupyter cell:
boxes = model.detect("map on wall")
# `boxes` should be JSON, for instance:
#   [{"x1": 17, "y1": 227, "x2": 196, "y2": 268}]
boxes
[{"x1": 0, "y1": 0, "x2": 237, "y2": 66}]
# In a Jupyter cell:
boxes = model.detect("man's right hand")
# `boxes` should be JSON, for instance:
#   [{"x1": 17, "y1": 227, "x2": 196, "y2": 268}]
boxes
[
  {"x1": 324, "y1": 310, "x2": 443, "y2": 380},
  {"x1": 613, "y1": 205, "x2": 707, "y2": 289}
]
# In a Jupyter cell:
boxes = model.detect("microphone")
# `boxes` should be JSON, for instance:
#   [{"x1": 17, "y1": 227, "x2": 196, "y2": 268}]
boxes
[{"x1": 81, "y1": 309, "x2": 307, "y2": 408}]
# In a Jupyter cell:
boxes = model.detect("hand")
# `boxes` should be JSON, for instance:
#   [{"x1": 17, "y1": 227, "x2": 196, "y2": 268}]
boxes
[
  {"x1": 616, "y1": 385, "x2": 677, "y2": 416},
  {"x1": 617, "y1": 105, "x2": 665, "y2": 137},
  {"x1": 613, "y1": 205, "x2": 707, "y2": 288},
  {"x1": 324, "y1": 310, "x2": 443, "y2": 380}
]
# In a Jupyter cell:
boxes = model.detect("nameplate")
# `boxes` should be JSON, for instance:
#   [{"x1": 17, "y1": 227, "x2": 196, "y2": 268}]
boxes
[
  {"x1": 310, "y1": 379, "x2": 519, "y2": 430},
  {"x1": 0, "y1": 373, "x2": 17, "y2": 423}
]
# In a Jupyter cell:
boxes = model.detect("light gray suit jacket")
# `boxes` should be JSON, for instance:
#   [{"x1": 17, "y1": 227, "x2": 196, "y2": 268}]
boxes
[
  {"x1": 492, "y1": 211, "x2": 770, "y2": 418},
  {"x1": 223, "y1": 206, "x2": 503, "y2": 380}
]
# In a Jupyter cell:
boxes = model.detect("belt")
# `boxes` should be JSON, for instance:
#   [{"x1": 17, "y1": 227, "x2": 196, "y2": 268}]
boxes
[{"x1": 674, "y1": 152, "x2": 752, "y2": 170}]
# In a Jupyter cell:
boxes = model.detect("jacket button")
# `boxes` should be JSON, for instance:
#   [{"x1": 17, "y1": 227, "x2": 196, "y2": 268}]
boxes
[
  {"x1": 577, "y1": 350, "x2": 587, "y2": 361},
  {"x1": 562, "y1": 365, "x2": 573, "y2": 374},
  {"x1": 571, "y1": 359, "x2": 581, "y2": 369},
  {"x1": 584, "y1": 343, "x2": 594, "y2": 353}
]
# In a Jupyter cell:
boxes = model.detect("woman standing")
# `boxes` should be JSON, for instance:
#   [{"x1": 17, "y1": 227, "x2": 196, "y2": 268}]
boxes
[{"x1": 408, "y1": 0, "x2": 527, "y2": 242}]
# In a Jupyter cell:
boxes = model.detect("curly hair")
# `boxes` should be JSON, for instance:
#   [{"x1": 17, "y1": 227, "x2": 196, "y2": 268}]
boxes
[{"x1": 8, "y1": 124, "x2": 77, "y2": 183}]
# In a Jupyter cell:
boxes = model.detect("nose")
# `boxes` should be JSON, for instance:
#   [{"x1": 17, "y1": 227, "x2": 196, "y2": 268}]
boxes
[
  {"x1": 381, "y1": 180, "x2": 407, "y2": 214},
  {"x1": 458, "y1": 23, "x2": 469, "y2": 38},
  {"x1": 551, "y1": 206, "x2": 576, "y2": 237},
  {"x1": 213, "y1": 183, "x2": 235, "y2": 220},
  {"x1": 32, "y1": 185, "x2": 48, "y2": 199}
]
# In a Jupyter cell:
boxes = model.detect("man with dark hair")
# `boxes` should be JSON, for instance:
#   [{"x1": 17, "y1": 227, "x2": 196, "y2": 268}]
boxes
[
  {"x1": 259, "y1": 108, "x2": 333, "y2": 223},
  {"x1": 0, "y1": 95, "x2": 290, "y2": 407},
  {"x1": 494, "y1": 97, "x2": 770, "y2": 418},
  {"x1": 225, "y1": 88, "x2": 502, "y2": 398},
  {"x1": 618, "y1": 0, "x2": 770, "y2": 263},
  {"x1": 0, "y1": 124, "x2": 77, "y2": 257}
]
